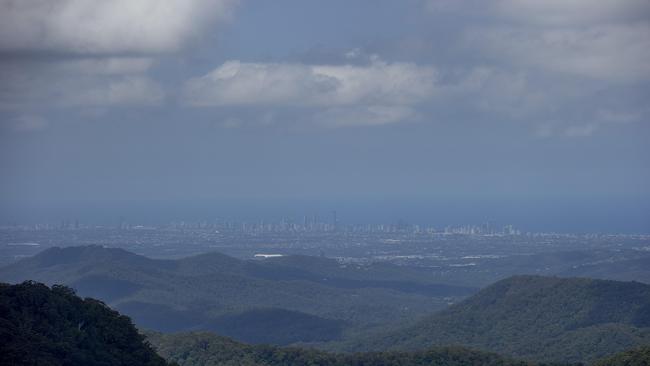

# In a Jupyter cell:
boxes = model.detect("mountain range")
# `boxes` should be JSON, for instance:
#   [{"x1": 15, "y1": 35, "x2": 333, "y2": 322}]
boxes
[
  {"x1": 2, "y1": 246, "x2": 649, "y2": 363},
  {"x1": 0, "y1": 245, "x2": 473, "y2": 344}
]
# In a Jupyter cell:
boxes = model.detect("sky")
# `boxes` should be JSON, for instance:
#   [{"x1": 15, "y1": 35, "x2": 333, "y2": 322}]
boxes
[{"x1": 0, "y1": 0, "x2": 649, "y2": 232}]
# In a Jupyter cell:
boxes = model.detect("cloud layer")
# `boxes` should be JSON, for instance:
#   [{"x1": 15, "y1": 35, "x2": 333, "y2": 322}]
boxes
[
  {"x1": 0, "y1": 0, "x2": 647, "y2": 134},
  {"x1": 464, "y1": 15, "x2": 650, "y2": 83},
  {"x1": 421, "y1": 0, "x2": 650, "y2": 136},
  {"x1": 183, "y1": 59, "x2": 438, "y2": 126},
  {"x1": 0, "y1": 0, "x2": 238, "y2": 111},
  {"x1": 0, "y1": 0, "x2": 237, "y2": 54},
  {"x1": 429, "y1": 0, "x2": 650, "y2": 83}
]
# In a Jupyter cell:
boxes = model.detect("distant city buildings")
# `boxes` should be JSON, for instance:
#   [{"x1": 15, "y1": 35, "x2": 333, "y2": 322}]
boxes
[
  {"x1": 1, "y1": 214, "x2": 528, "y2": 236},
  {"x1": 1, "y1": 216, "x2": 646, "y2": 268},
  {"x1": 153, "y1": 216, "x2": 523, "y2": 236}
]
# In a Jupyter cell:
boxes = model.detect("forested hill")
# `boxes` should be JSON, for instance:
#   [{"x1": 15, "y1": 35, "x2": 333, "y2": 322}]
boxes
[
  {"x1": 347, "y1": 275, "x2": 650, "y2": 363},
  {"x1": 593, "y1": 345, "x2": 650, "y2": 366},
  {"x1": 0, "y1": 245, "x2": 474, "y2": 345},
  {"x1": 0, "y1": 281, "x2": 172, "y2": 366},
  {"x1": 2, "y1": 281, "x2": 647, "y2": 366},
  {"x1": 147, "y1": 331, "x2": 545, "y2": 366}
]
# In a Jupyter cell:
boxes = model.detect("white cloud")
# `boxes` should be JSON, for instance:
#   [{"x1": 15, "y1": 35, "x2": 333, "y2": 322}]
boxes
[
  {"x1": 183, "y1": 59, "x2": 437, "y2": 126},
  {"x1": 0, "y1": 0, "x2": 238, "y2": 54},
  {"x1": 184, "y1": 59, "x2": 437, "y2": 107}
]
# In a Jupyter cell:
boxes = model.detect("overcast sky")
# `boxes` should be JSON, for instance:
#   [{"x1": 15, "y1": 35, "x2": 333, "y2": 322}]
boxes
[{"x1": 1, "y1": 0, "x2": 649, "y2": 231}]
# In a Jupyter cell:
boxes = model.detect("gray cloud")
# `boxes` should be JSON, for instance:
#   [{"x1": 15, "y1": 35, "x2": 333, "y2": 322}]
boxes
[
  {"x1": 0, "y1": 0, "x2": 237, "y2": 110},
  {"x1": 493, "y1": 0, "x2": 650, "y2": 26},
  {"x1": 56, "y1": 57, "x2": 155, "y2": 75},
  {"x1": 0, "y1": 0, "x2": 238, "y2": 55},
  {"x1": 0, "y1": 59, "x2": 164, "y2": 108},
  {"x1": 450, "y1": 0, "x2": 650, "y2": 82},
  {"x1": 419, "y1": 0, "x2": 650, "y2": 136},
  {"x1": 65, "y1": 76, "x2": 164, "y2": 106},
  {"x1": 1, "y1": 0, "x2": 647, "y2": 135},
  {"x1": 465, "y1": 24, "x2": 650, "y2": 83}
]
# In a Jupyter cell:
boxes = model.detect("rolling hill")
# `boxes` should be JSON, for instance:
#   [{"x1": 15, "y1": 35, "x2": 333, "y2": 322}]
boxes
[
  {"x1": 0, "y1": 245, "x2": 473, "y2": 345},
  {"x1": 0, "y1": 280, "x2": 571, "y2": 366},
  {"x1": 342, "y1": 275, "x2": 650, "y2": 363}
]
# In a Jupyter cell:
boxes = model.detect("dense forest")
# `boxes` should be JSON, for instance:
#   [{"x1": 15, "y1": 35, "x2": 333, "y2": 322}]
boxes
[
  {"x1": 0, "y1": 281, "x2": 555, "y2": 366},
  {"x1": 0, "y1": 281, "x2": 171, "y2": 366},
  {"x1": 593, "y1": 346, "x2": 650, "y2": 366},
  {"x1": 1, "y1": 281, "x2": 648, "y2": 366},
  {"x1": 147, "y1": 331, "x2": 554, "y2": 366},
  {"x1": 341, "y1": 275, "x2": 650, "y2": 363}
]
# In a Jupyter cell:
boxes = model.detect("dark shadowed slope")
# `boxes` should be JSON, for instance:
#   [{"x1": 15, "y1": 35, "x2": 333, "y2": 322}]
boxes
[
  {"x1": 342, "y1": 276, "x2": 650, "y2": 363},
  {"x1": 593, "y1": 345, "x2": 650, "y2": 366},
  {"x1": 0, "y1": 245, "x2": 473, "y2": 345},
  {"x1": 0, "y1": 281, "x2": 171, "y2": 366}
]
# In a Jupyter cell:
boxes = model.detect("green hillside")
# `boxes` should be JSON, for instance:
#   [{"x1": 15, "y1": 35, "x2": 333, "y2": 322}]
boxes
[
  {"x1": 345, "y1": 275, "x2": 650, "y2": 363},
  {"x1": 147, "y1": 331, "x2": 546, "y2": 366},
  {"x1": 0, "y1": 245, "x2": 472, "y2": 345},
  {"x1": 0, "y1": 281, "x2": 171, "y2": 366}
]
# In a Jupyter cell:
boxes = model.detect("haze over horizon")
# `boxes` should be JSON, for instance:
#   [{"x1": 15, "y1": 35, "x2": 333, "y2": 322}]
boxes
[{"x1": 1, "y1": 0, "x2": 649, "y2": 232}]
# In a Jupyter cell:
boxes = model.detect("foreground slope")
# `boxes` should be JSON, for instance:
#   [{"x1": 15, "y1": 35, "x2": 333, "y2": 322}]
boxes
[
  {"x1": 346, "y1": 276, "x2": 650, "y2": 363},
  {"x1": 147, "y1": 331, "x2": 541, "y2": 366},
  {"x1": 0, "y1": 245, "x2": 472, "y2": 345},
  {"x1": 0, "y1": 281, "x2": 170, "y2": 366}
]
